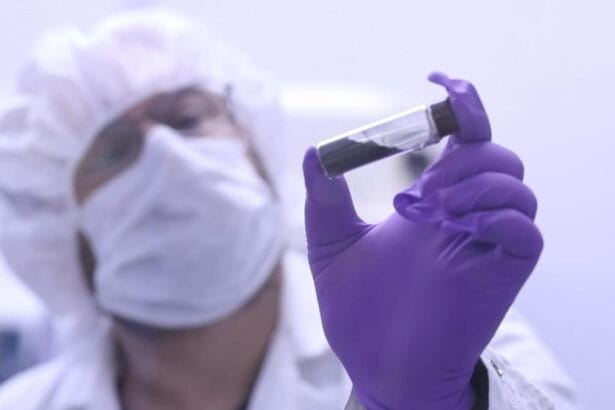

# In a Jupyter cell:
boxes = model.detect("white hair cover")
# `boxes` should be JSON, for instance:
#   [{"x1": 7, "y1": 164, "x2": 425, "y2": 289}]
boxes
[{"x1": 0, "y1": 8, "x2": 287, "y2": 321}]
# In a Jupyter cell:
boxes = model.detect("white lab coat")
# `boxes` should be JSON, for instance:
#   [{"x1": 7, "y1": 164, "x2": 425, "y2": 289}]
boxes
[{"x1": 0, "y1": 251, "x2": 578, "y2": 409}]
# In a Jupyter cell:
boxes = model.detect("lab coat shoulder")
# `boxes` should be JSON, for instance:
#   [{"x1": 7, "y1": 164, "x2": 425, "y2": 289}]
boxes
[
  {"x1": 485, "y1": 309, "x2": 579, "y2": 409},
  {"x1": 480, "y1": 348, "x2": 556, "y2": 409}
]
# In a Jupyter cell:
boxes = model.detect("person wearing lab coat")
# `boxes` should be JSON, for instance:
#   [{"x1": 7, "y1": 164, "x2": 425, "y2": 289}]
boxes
[{"x1": 0, "y1": 8, "x2": 578, "y2": 409}]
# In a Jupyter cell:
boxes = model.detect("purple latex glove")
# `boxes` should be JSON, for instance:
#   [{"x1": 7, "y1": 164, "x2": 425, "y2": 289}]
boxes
[{"x1": 303, "y1": 72, "x2": 543, "y2": 410}]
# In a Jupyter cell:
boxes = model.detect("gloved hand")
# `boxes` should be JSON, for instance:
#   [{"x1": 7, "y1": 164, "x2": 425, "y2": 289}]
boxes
[{"x1": 303, "y1": 73, "x2": 543, "y2": 410}]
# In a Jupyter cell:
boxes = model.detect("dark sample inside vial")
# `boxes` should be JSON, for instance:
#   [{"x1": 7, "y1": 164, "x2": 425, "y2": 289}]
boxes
[
  {"x1": 318, "y1": 137, "x2": 401, "y2": 178},
  {"x1": 430, "y1": 100, "x2": 458, "y2": 136}
]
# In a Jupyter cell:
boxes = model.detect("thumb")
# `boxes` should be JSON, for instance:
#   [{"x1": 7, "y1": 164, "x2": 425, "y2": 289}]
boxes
[{"x1": 303, "y1": 147, "x2": 366, "y2": 246}]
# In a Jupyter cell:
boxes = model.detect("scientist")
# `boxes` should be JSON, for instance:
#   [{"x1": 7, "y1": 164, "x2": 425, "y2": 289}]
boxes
[{"x1": 0, "y1": 8, "x2": 577, "y2": 410}]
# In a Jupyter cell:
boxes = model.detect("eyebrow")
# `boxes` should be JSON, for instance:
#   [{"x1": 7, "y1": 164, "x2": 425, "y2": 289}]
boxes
[{"x1": 148, "y1": 88, "x2": 227, "y2": 121}]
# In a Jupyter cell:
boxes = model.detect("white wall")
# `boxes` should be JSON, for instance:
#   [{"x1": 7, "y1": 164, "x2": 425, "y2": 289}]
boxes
[{"x1": 1, "y1": 0, "x2": 613, "y2": 407}]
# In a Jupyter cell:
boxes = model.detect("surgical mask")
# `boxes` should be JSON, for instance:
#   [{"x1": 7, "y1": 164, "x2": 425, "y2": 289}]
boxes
[{"x1": 78, "y1": 125, "x2": 285, "y2": 328}]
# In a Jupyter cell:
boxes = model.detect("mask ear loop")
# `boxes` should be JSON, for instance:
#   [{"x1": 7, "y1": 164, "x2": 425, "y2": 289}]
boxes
[
  {"x1": 223, "y1": 84, "x2": 237, "y2": 125},
  {"x1": 66, "y1": 125, "x2": 103, "y2": 299}
]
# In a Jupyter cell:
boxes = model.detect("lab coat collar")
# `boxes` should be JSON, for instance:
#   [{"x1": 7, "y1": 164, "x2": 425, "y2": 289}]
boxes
[
  {"x1": 278, "y1": 250, "x2": 331, "y2": 359},
  {"x1": 45, "y1": 315, "x2": 120, "y2": 410},
  {"x1": 247, "y1": 250, "x2": 349, "y2": 409}
]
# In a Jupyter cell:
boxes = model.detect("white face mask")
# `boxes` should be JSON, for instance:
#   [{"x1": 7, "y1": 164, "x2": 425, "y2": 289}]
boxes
[{"x1": 78, "y1": 125, "x2": 285, "y2": 328}]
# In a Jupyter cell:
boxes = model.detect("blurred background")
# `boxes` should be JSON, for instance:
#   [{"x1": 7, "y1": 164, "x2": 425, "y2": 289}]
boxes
[{"x1": 0, "y1": 0, "x2": 612, "y2": 407}]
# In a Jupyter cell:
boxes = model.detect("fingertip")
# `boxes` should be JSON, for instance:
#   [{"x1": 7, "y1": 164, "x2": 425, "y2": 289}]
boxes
[
  {"x1": 303, "y1": 146, "x2": 330, "y2": 189},
  {"x1": 302, "y1": 147, "x2": 366, "y2": 244},
  {"x1": 428, "y1": 71, "x2": 473, "y2": 95},
  {"x1": 393, "y1": 197, "x2": 420, "y2": 221},
  {"x1": 303, "y1": 146, "x2": 321, "y2": 176},
  {"x1": 477, "y1": 210, "x2": 544, "y2": 259},
  {"x1": 497, "y1": 145, "x2": 525, "y2": 181},
  {"x1": 525, "y1": 187, "x2": 538, "y2": 220},
  {"x1": 393, "y1": 191, "x2": 420, "y2": 215},
  {"x1": 524, "y1": 218, "x2": 544, "y2": 257},
  {"x1": 511, "y1": 219, "x2": 544, "y2": 259},
  {"x1": 428, "y1": 71, "x2": 450, "y2": 85},
  {"x1": 533, "y1": 227, "x2": 545, "y2": 257}
]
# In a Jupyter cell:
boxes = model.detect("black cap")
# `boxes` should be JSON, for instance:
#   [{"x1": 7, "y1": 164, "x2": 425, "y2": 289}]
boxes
[{"x1": 430, "y1": 99, "x2": 459, "y2": 137}]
